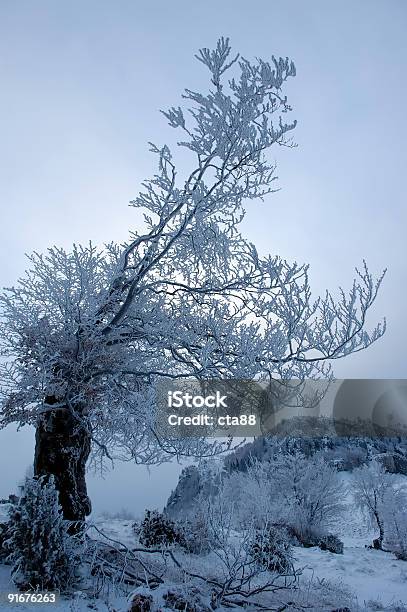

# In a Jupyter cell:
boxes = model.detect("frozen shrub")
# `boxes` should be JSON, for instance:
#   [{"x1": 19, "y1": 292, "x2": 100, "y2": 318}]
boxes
[
  {"x1": 181, "y1": 513, "x2": 214, "y2": 555},
  {"x1": 129, "y1": 593, "x2": 153, "y2": 612},
  {"x1": 250, "y1": 526, "x2": 294, "y2": 574},
  {"x1": 280, "y1": 522, "x2": 321, "y2": 548},
  {"x1": 5, "y1": 476, "x2": 82, "y2": 591},
  {"x1": 267, "y1": 453, "x2": 346, "y2": 541},
  {"x1": 318, "y1": 533, "x2": 344, "y2": 554},
  {"x1": 0, "y1": 522, "x2": 9, "y2": 563},
  {"x1": 139, "y1": 509, "x2": 186, "y2": 549},
  {"x1": 0, "y1": 501, "x2": 14, "y2": 563}
]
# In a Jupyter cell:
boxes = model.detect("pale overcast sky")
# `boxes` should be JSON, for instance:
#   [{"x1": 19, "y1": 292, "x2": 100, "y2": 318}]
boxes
[{"x1": 0, "y1": 0, "x2": 406, "y2": 513}]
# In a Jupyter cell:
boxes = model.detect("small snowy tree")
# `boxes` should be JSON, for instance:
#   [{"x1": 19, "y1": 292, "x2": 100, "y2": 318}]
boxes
[
  {"x1": 5, "y1": 476, "x2": 82, "y2": 591},
  {"x1": 382, "y1": 485, "x2": 407, "y2": 559},
  {"x1": 219, "y1": 461, "x2": 280, "y2": 529},
  {"x1": 196, "y1": 454, "x2": 345, "y2": 546},
  {"x1": 352, "y1": 461, "x2": 394, "y2": 549},
  {"x1": 0, "y1": 37, "x2": 385, "y2": 521},
  {"x1": 267, "y1": 453, "x2": 345, "y2": 543}
]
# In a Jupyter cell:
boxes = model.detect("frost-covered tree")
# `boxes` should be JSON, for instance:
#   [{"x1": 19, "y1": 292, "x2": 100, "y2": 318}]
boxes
[
  {"x1": 218, "y1": 461, "x2": 278, "y2": 529},
  {"x1": 5, "y1": 476, "x2": 82, "y2": 591},
  {"x1": 353, "y1": 460, "x2": 407, "y2": 555},
  {"x1": 191, "y1": 454, "x2": 345, "y2": 543},
  {"x1": 264, "y1": 454, "x2": 345, "y2": 542},
  {"x1": 382, "y1": 486, "x2": 407, "y2": 560},
  {"x1": 0, "y1": 38, "x2": 385, "y2": 521},
  {"x1": 352, "y1": 461, "x2": 394, "y2": 549}
]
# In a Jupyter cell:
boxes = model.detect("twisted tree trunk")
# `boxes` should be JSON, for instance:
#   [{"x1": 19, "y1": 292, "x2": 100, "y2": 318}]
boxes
[{"x1": 34, "y1": 401, "x2": 92, "y2": 522}]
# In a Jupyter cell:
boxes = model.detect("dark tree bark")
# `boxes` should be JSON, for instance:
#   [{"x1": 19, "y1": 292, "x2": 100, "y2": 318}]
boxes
[
  {"x1": 372, "y1": 509, "x2": 385, "y2": 550},
  {"x1": 34, "y1": 401, "x2": 92, "y2": 522}
]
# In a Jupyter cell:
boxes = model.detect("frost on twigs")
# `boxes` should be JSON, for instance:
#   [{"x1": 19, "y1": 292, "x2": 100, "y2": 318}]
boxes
[
  {"x1": 353, "y1": 461, "x2": 407, "y2": 557},
  {"x1": 0, "y1": 38, "x2": 385, "y2": 474}
]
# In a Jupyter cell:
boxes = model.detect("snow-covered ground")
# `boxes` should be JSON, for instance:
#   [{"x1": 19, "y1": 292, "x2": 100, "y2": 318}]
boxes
[
  {"x1": 0, "y1": 472, "x2": 406, "y2": 611},
  {"x1": 293, "y1": 472, "x2": 407, "y2": 610},
  {"x1": 0, "y1": 531, "x2": 406, "y2": 611},
  {"x1": 296, "y1": 541, "x2": 407, "y2": 610},
  {"x1": 85, "y1": 505, "x2": 407, "y2": 611}
]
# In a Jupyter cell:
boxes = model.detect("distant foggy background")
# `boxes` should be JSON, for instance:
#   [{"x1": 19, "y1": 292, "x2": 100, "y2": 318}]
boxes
[{"x1": 0, "y1": 0, "x2": 406, "y2": 514}]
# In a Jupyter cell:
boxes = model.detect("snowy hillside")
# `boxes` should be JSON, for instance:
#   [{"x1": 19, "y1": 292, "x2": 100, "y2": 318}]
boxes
[{"x1": 165, "y1": 433, "x2": 407, "y2": 517}]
